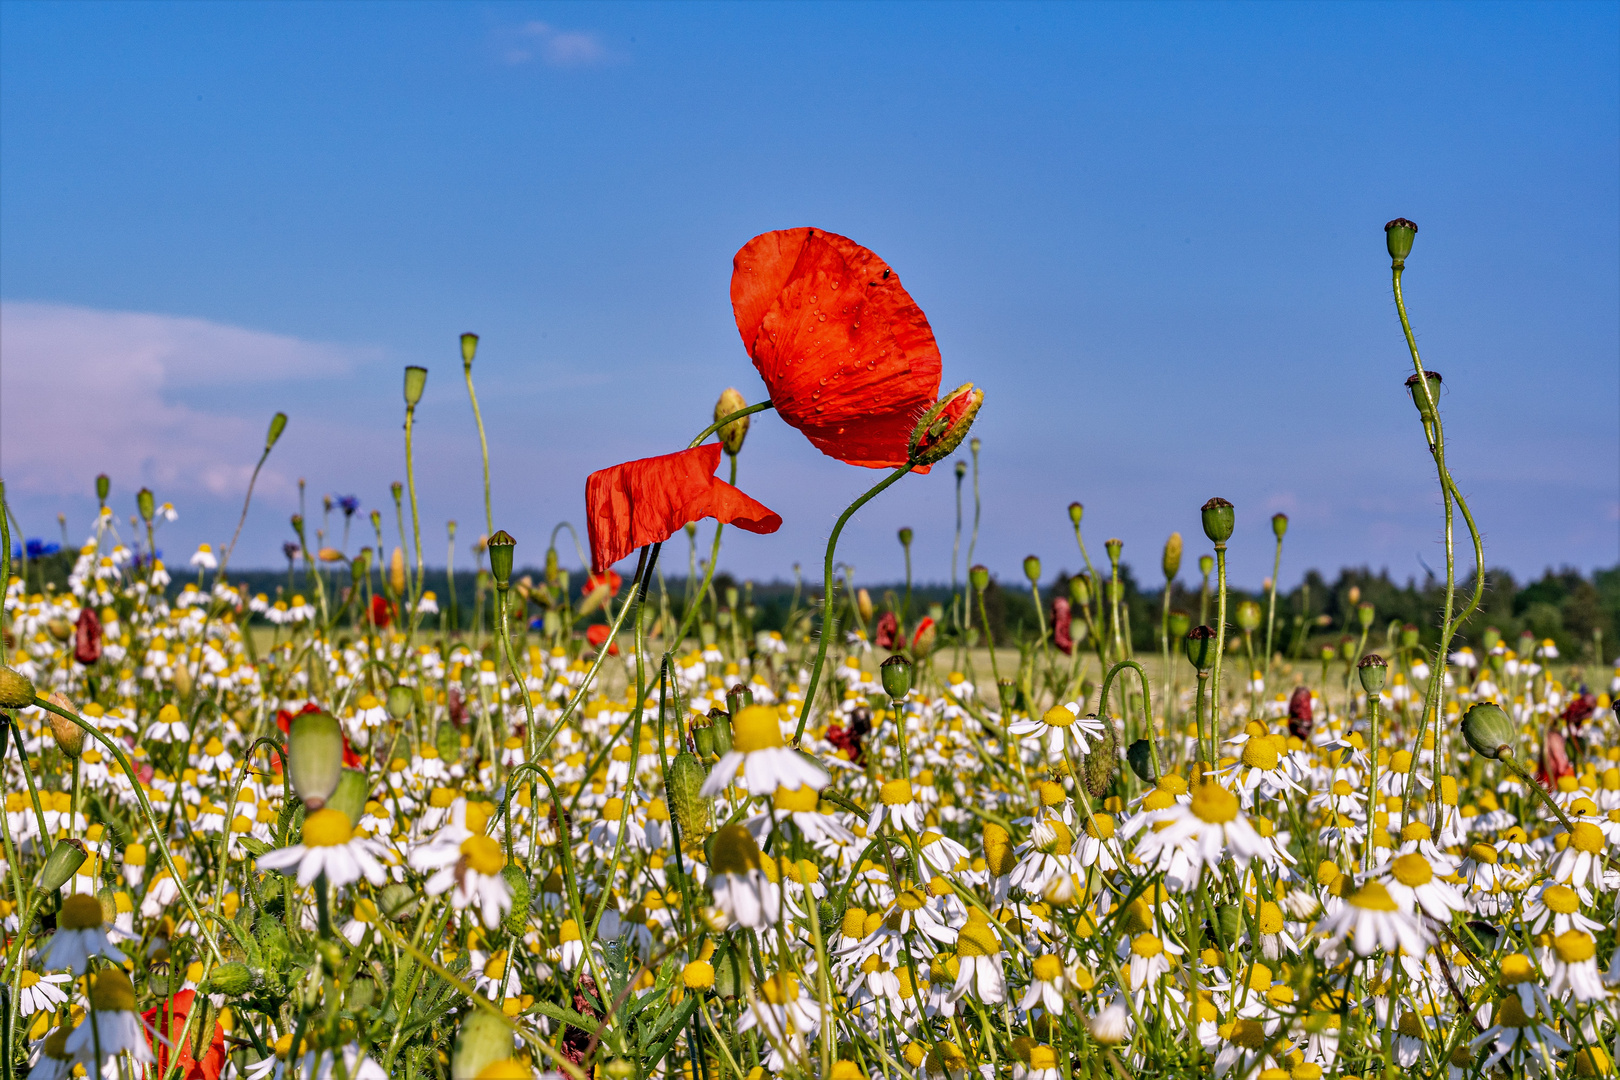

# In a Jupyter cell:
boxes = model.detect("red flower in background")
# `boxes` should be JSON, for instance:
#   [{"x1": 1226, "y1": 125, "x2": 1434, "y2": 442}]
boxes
[
  {"x1": 874, "y1": 612, "x2": 899, "y2": 650},
  {"x1": 582, "y1": 570, "x2": 623, "y2": 598},
  {"x1": 1050, "y1": 597, "x2": 1073, "y2": 655},
  {"x1": 1287, "y1": 687, "x2": 1314, "y2": 741},
  {"x1": 368, "y1": 594, "x2": 393, "y2": 628},
  {"x1": 74, "y1": 607, "x2": 102, "y2": 666},
  {"x1": 585, "y1": 444, "x2": 782, "y2": 573},
  {"x1": 731, "y1": 228, "x2": 943, "y2": 470},
  {"x1": 585, "y1": 623, "x2": 619, "y2": 656},
  {"x1": 143, "y1": 991, "x2": 225, "y2": 1080}
]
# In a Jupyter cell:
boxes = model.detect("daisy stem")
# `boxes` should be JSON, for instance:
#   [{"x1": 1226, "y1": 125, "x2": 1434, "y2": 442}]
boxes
[{"x1": 792, "y1": 464, "x2": 915, "y2": 748}]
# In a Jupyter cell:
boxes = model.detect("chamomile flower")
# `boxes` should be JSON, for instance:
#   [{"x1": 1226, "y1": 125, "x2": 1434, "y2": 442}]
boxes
[
  {"x1": 65, "y1": 968, "x2": 156, "y2": 1072},
  {"x1": 707, "y1": 824, "x2": 780, "y2": 929},
  {"x1": 189, "y1": 544, "x2": 218, "y2": 570},
  {"x1": 1314, "y1": 881, "x2": 1431, "y2": 958},
  {"x1": 256, "y1": 808, "x2": 389, "y2": 889},
  {"x1": 1523, "y1": 881, "x2": 1604, "y2": 935},
  {"x1": 951, "y1": 918, "x2": 1006, "y2": 1004},
  {"x1": 1008, "y1": 702, "x2": 1106, "y2": 758},
  {"x1": 15, "y1": 969, "x2": 70, "y2": 1016},
  {"x1": 868, "y1": 778, "x2": 925, "y2": 833},
  {"x1": 34, "y1": 893, "x2": 127, "y2": 973},
  {"x1": 1019, "y1": 953, "x2": 1068, "y2": 1015},
  {"x1": 1130, "y1": 781, "x2": 1277, "y2": 889},
  {"x1": 1378, "y1": 852, "x2": 1467, "y2": 921},
  {"x1": 413, "y1": 829, "x2": 513, "y2": 929},
  {"x1": 1543, "y1": 930, "x2": 1605, "y2": 1002},
  {"x1": 1550, "y1": 821, "x2": 1610, "y2": 892},
  {"x1": 700, "y1": 705, "x2": 827, "y2": 796}
]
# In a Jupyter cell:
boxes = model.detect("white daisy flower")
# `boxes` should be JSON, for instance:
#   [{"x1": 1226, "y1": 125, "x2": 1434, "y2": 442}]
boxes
[
  {"x1": 700, "y1": 705, "x2": 827, "y2": 797},
  {"x1": 189, "y1": 543, "x2": 218, "y2": 570},
  {"x1": 256, "y1": 808, "x2": 389, "y2": 889},
  {"x1": 1008, "y1": 701, "x2": 1106, "y2": 758},
  {"x1": 15, "y1": 969, "x2": 71, "y2": 1016},
  {"x1": 951, "y1": 919, "x2": 1006, "y2": 1004},
  {"x1": 1314, "y1": 881, "x2": 1431, "y2": 958},
  {"x1": 34, "y1": 894, "x2": 127, "y2": 974},
  {"x1": 1128, "y1": 781, "x2": 1276, "y2": 890},
  {"x1": 707, "y1": 824, "x2": 780, "y2": 929},
  {"x1": 65, "y1": 969, "x2": 156, "y2": 1072}
]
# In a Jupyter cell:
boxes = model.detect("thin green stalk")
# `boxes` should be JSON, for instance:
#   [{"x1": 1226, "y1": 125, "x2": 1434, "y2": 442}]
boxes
[
  {"x1": 463, "y1": 356, "x2": 494, "y2": 541},
  {"x1": 1263, "y1": 532, "x2": 1283, "y2": 680},
  {"x1": 792, "y1": 464, "x2": 916, "y2": 746},
  {"x1": 1207, "y1": 543, "x2": 1229, "y2": 766}
]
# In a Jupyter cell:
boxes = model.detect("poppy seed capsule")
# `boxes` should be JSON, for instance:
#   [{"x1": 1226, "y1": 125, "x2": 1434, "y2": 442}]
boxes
[
  {"x1": 1023, "y1": 556, "x2": 1042, "y2": 584},
  {"x1": 1105, "y1": 538, "x2": 1123, "y2": 562},
  {"x1": 1068, "y1": 502, "x2": 1083, "y2": 526},
  {"x1": 714, "y1": 387, "x2": 750, "y2": 456},
  {"x1": 1162, "y1": 533, "x2": 1183, "y2": 580},
  {"x1": 1167, "y1": 610, "x2": 1190, "y2": 639},
  {"x1": 881, "y1": 654, "x2": 914, "y2": 701},
  {"x1": 460, "y1": 332, "x2": 479, "y2": 368},
  {"x1": 1200, "y1": 498, "x2": 1235, "y2": 544},
  {"x1": 1384, "y1": 217, "x2": 1418, "y2": 266},
  {"x1": 403, "y1": 365, "x2": 427, "y2": 408},
  {"x1": 1069, "y1": 574, "x2": 1091, "y2": 607},
  {"x1": 95, "y1": 473, "x2": 110, "y2": 504},
  {"x1": 0, "y1": 665, "x2": 36, "y2": 709},
  {"x1": 969, "y1": 565, "x2": 990, "y2": 592},
  {"x1": 1198, "y1": 554, "x2": 1214, "y2": 578},
  {"x1": 1406, "y1": 371, "x2": 1442, "y2": 422},
  {"x1": 1358, "y1": 653, "x2": 1388, "y2": 694},
  {"x1": 1461, "y1": 702, "x2": 1514, "y2": 759},
  {"x1": 955, "y1": 460, "x2": 968, "y2": 479},
  {"x1": 1271, "y1": 513, "x2": 1288, "y2": 539},
  {"x1": 136, "y1": 487, "x2": 155, "y2": 523},
  {"x1": 288, "y1": 711, "x2": 345, "y2": 810},
  {"x1": 908, "y1": 383, "x2": 984, "y2": 466},
  {"x1": 36, "y1": 840, "x2": 88, "y2": 894},
  {"x1": 385, "y1": 684, "x2": 416, "y2": 721},
  {"x1": 1185, "y1": 625, "x2": 1217, "y2": 672},
  {"x1": 486, "y1": 530, "x2": 516, "y2": 589},
  {"x1": 1358, "y1": 602, "x2": 1376, "y2": 630},
  {"x1": 1236, "y1": 601, "x2": 1262, "y2": 634}
]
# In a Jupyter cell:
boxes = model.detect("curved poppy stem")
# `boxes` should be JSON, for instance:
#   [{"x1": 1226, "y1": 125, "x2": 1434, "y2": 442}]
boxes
[
  {"x1": 792, "y1": 463, "x2": 915, "y2": 747},
  {"x1": 687, "y1": 400, "x2": 775, "y2": 450}
]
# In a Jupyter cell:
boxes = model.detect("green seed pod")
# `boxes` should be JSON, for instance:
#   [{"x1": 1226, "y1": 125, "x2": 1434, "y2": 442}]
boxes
[
  {"x1": 881, "y1": 654, "x2": 914, "y2": 701},
  {"x1": 486, "y1": 530, "x2": 516, "y2": 589},
  {"x1": 1339, "y1": 636, "x2": 1358, "y2": 663},
  {"x1": 692, "y1": 715, "x2": 716, "y2": 760},
  {"x1": 1067, "y1": 502, "x2": 1083, "y2": 527},
  {"x1": 137, "y1": 487, "x2": 156, "y2": 523},
  {"x1": 452, "y1": 1009, "x2": 514, "y2": 1080},
  {"x1": 1406, "y1": 371, "x2": 1442, "y2": 422},
  {"x1": 385, "y1": 684, "x2": 416, "y2": 721},
  {"x1": 1357, "y1": 602, "x2": 1376, "y2": 631},
  {"x1": 1198, "y1": 554, "x2": 1214, "y2": 578},
  {"x1": 501, "y1": 864, "x2": 531, "y2": 935},
  {"x1": 1162, "y1": 533, "x2": 1183, "y2": 581},
  {"x1": 1167, "y1": 610, "x2": 1191, "y2": 639},
  {"x1": 712, "y1": 939, "x2": 750, "y2": 1000},
  {"x1": 1461, "y1": 702, "x2": 1515, "y2": 760},
  {"x1": 969, "y1": 565, "x2": 990, "y2": 592},
  {"x1": 378, "y1": 882, "x2": 419, "y2": 921},
  {"x1": 1105, "y1": 538, "x2": 1123, "y2": 563},
  {"x1": 1200, "y1": 498, "x2": 1235, "y2": 545},
  {"x1": 898, "y1": 528, "x2": 914, "y2": 548},
  {"x1": 206, "y1": 962, "x2": 254, "y2": 996},
  {"x1": 1126, "y1": 738, "x2": 1159, "y2": 783},
  {"x1": 403, "y1": 366, "x2": 428, "y2": 408},
  {"x1": 955, "y1": 460, "x2": 968, "y2": 480},
  {"x1": 1185, "y1": 625, "x2": 1217, "y2": 672},
  {"x1": 460, "y1": 332, "x2": 479, "y2": 369},
  {"x1": 0, "y1": 665, "x2": 36, "y2": 709},
  {"x1": 1068, "y1": 574, "x2": 1091, "y2": 608},
  {"x1": 1384, "y1": 217, "x2": 1417, "y2": 266},
  {"x1": 715, "y1": 387, "x2": 751, "y2": 455},
  {"x1": 288, "y1": 712, "x2": 345, "y2": 811},
  {"x1": 436, "y1": 722, "x2": 461, "y2": 765},
  {"x1": 1271, "y1": 513, "x2": 1288, "y2": 540},
  {"x1": 1084, "y1": 717, "x2": 1118, "y2": 798},
  {"x1": 666, "y1": 751, "x2": 712, "y2": 847},
  {"x1": 1481, "y1": 627, "x2": 1502, "y2": 654},
  {"x1": 1236, "y1": 601, "x2": 1262, "y2": 634},
  {"x1": 265, "y1": 412, "x2": 288, "y2": 451},
  {"x1": 36, "y1": 840, "x2": 88, "y2": 894},
  {"x1": 1400, "y1": 624, "x2": 1420, "y2": 649},
  {"x1": 725, "y1": 683, "x2": 749, "y2": 718},
  {"x1": 1357, "y1": 653, "x2": 1388, "y2": 694},
  {"x1": 1023, "y1": 555, "x2": 1042, "y2": 584},
  {"x1": 94, "y1": 473, "x2": 111, "y2": 505},
  {"x1": 708, "y1": 709, "x2": 733, "y2": 756},
  {"x1": 325, "y1": 769, "x2": 369, "y2": 825}
]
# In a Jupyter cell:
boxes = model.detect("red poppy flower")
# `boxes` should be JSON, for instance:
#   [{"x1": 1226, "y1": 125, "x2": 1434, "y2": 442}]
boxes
[
  {"x1": 143, "y1": 990, "x2": 226, "y2": 1080},
  {"x1": 874, "y1": 612, "x2": 898, "y2": 650},
  {"x1": 585, "y1": 623, "x2": 619, "y2": 656},
  {"x1": 585, "y1": 443, "x2": 782, "y2": 573},
  {"x1": 368, "y1": 594, "x2": 393, "y2": 628},
  {"x1": 74, "y1": 607, "x2": 102, "y2": 666},
  {"x1": 582, "y1": 569, "x2": 622, "y2": 598},
  {"x1": 731, "y1": 227, "x2": 943, "y2": 469},
  {"x1": 1050, "y1": 597, "x2": 1073, "y2": 656}
]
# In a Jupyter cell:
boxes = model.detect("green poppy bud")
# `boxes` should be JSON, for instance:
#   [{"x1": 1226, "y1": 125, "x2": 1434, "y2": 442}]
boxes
[
  {"x1": 403, "y1": 366, "x2": 428, "y2": 408},
  {"x1": 136, "y1": 488, "x2": 156, "y2": 523},
  {"x1": 1067, "y1": 502, "x2": 1083, "y2": 527},
  {"x1": 1461, "y1": 702, "x2": 1514, "y2": 760},
  {"x1": 1339, "y1": 636, "x2": 1358, "y2": 663},
  {"x1": 1481, "y1": 627, "x2": 1501, "y2": 653},
  {"x1": 95, "y1": 474, "x2": 110, "y2": 505},
  {"x1": 0, "y1": 665, "x2": 36, "y2": 709},
  {"x1": 325, "y1": 769, "x2": 369, "y2": 825},
  {"x1": 266, "y1": 412, "x2": 288, "y2": 451},
  {"x1": 898, "y1": 527, "x2": 914, "y2": 548},
  {"x1": 36, "y1": 840, "x2": 88, "y2": 894},
  {"x1": 452, "y1": 1010, "x2": 513, "y2": 1080},
  {"x1": 1198, "y1": 554, "x2": 1214, "y2": 578},
  {"x1": 1200, "y1": 498, "x2": 1234, "y2": 544},
  {"x1": 881, "y1": 654, "x2": 914, "y2": 701},
  {"x1": 667, "y1": 751, "x2": 711, "y2": 847},
  {"x1": 692, "y1": 717, "x2": 716, "y2": 760},
  {"x1": 1271, "y1": 513, "x2": 1288, "y2": 540},
  {"x1": 1384, "y1": 217, "x2": 1417, "y2": 267},
  {"x1": 385, "y1": 683, "x2": 416, "y2": 721},
  {"x1": 1236, "y1": 601, "x2": 1262, "y2": 633},
  {"x1": 460, "y1": 333, "x2": 479, "y2": 368},
  {"x1": 713, "y1": 939, "x2": 749, "y2": 1000},
  {"x1": 1068, "y1": 574, "x2": 1091, "y2": 607},
  {"x1": 1162, "y1": 533, "x2": 1183, "y2": 581},
  {"x1": 1023, "y1": 555, "x2": 1042, "y2": 584},
  {"x1": 390, "y1": 481, "x2": 403, "y2": 505},
  {"x1": 206, "y1": 962, "x2": 254, "y2": 996},
  {"x1": 1357, "y1": 653, "x2": 1388, "y2": 694},
  {"x1": 1126, "y1": 738, "x2": 1159, "y2": 783},
  {"x1": 1185, "y1": 625, "x2": 1216, "y2": 672},
  {"x1": 969, "y1": 565, "x2": 990, "y2": 593},
  {"x1": 908, "y1": 383, "x2": 984, "y2": 466},
  {"x1": 436, "y1": 720, "x2": 461, "y2": 763},
  {"x1": 1406, "y1": 371, "x2": 1442, "y2": 422},
  {"x1": 714, "y1": 387, "x2": 750, "y2": 455},
  {"x1": 288, "y1": 711, "x2": 345, "y2": 811},
  {"x1": 501, "y1": 864, "x2": 531, "y2": 935},
  {"x1": 1084, "y1": 717, "x2": 1118, "y2": 798},
  {"x1": 1357, "y1": 602, "x2": 1375, "y2": 630},
  {"x1": 1400, "y1": 624, "x2": 1420, "y2": 649},
  {"x1": 1167, "y1": 610, "x2": 1190, "y2": 639},
  {"x1": 955, "y1": 461, "x2": 968, "y2": 480},
  {"x1": 487, "y1": 530, "x2": 516, "y2": 589},
  {"x1": 708, "y1": 708, "x2": 733, "y2": 756}
]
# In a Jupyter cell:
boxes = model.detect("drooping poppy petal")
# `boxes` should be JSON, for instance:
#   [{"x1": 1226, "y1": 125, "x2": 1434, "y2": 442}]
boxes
[
  {"x1": 582, "y1": 570, "x2": 622, "y2": 598},
  {"x1": 143, "y1": 990, "x2": 226, "y2": 1080},
  {"x1": 585, "y1": 623, "x2": 619, "y2": 656},
  {"x1": 74, "y1": 607, "x2": 102, "y2": 666},
  {"x1": 732, "y1": 228, "x2": 942, "y2": 469},
  {"x1": 585, "y1": 443, "x2": 782, "y2": 573},
  {"x1": 368, "y1": 594, "x2": 393, "y2": 628}
]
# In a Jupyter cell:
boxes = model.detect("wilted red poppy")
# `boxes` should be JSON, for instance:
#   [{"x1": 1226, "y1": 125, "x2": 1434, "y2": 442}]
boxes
[
  {"x1": 368, "y1": 594, "x2": 393, "y2": 628},
  {"x1": 74, "y1": 607, "x2": 102, "y2": 666},
  {"x1": 143, "y1": 990, "x2": 226, "y2": 1080},
  {"x1": 874, "y1": 612, "x2": 899, "y2": 650},
  {"x1": 1051, "y1": 597, "x2": 1073, "y2": 655},
  {"x1": 585, "y1": 443, "x2": 781, "y2": 572},
  {"x1": 731, "y1": 228, "x2": 942, "y2": 469},
  {"x1": 582, "y1": 570, "x2": 623, "y2": 598},
  {"x1": 585, "y1": 623, "x2": 619, "y2": 656}
]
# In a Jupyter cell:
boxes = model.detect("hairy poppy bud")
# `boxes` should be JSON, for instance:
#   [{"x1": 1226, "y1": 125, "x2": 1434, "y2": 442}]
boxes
[
  {"x1": 881, "y1": 654, "x2": 914, "y2": 700},
  {"x1": 136, "y1": 487, "x2": 155, "y2": 523},
  {"x1": 908, "y1": 383, "x2": 983, "y2": 466},
  {"x1": 266, "y1": 412, "x2": 288, "y2": 451},
  {"x1": 969, "y1": 565, "x2": 989, "y2": 593},
  {"x1": 74, "y1": 607, "x2": 102, "y2": 666},
  {"x1": 1358, "y1": 653, "x2": 1388, "y2": 694},
  {"x1": 1271, "y1": 513, "x2": 1288, "y2": 539},
  {"x1": 36, "y1": 840, "x2": 88, "y2": 893},
  {"x1": 1162, "y1": 533, "x2": 1183, "y2": 581},
  {"x1": 1236, "y1": 601, "x2": 1261, "y2": 634},
  {"x1": 1461, "y1": 702, "x2": 1514, "y2": 760},
  {"x1": 897, "y1": 528, "x2": 914, "y2": 550},
  {"x1": 1406, "y1": 371, "x2": 1442, "y2": 422},
  {"x1": 1400, "y1": 623, "x2": 1420, "y2": 649},
  {"x1": 955, "y1": 460, "x2": 968, "y2": 480},
  {"x1": 1167, "y1": 610, "x2": 1190, "y2": 639},
  {"x1": 911, "y1": 617, "x2": 937, "y2": 660},
  {"x1": 0, "y1": 665, "x2": 35, "y2": 709},
  {"x1": 288, "y1": 711, "x2": 345, "y2": 810},
  {"x1": 1085, "y1": 717, "x2": 1118, "y2": 798},
  {"x1": 1185, "y1": 625, "x2": 1217, "y2": 672},
  {"x1": 48, "y1": 693, "x2": 86, "y2": 758},
  {"x1": 1384, "y1": 217, "x2": 1417, "y2": 266},
  {"x1": 95, "y1": 473, "x2": 110, "y2": 505},
  {"x1": 1023, "y1": 555, "x2": 1042, "y2": 584},
  {"x1": 1126, "y1": 738, "x2": 1159, "y2": 783},
  {"x1": 452, "y1": 1011, "x2": 513, "y2": 1080},
  {"x1": 460, "y1": 332, "x2": 479, "y2": 369},
  {"x1": 1200, "y1": 498, "x2": 1234, "y2": 545},
  {"x1": 667, "y1": 751, "x2": 711, "y2": 847},
  {"x1": 403, "y1": 366, "x2": 428, "y2": 408},
  {"x1": 714, "y1": 387, "x2": 750, "y2": 455},
  {"x1": 1068, "y1": 574, "x2": 1091, "y2": 607},
  {"x1": 487, "y1": 530, "x2": 516, "y2": 589},
  {"x1": 1068, "y1": 502, "x2": 1083, "y2": 526}
]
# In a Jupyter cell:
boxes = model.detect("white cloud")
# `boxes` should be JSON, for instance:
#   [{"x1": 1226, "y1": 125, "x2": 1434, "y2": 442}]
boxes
[
  {"x1": 0, "y1": 301, "x2": 376, "y2": 502},
  {"x1": 502, "y1": 20, "x2": 610, "y2": 68}
]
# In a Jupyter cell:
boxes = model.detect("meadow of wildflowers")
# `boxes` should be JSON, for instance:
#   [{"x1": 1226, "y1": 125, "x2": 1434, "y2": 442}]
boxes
[{"x1": 1, "y1": 222, "x2": 1617, "y2": 1080}]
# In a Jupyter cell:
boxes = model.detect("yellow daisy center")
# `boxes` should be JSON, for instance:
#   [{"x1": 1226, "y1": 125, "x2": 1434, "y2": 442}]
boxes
[
  {"x1": 1390, "y1": 854, "x2": 1432, "y2": 887},
  {"x1": 955, "y1": 922, "x2": 1001, "y2": 958},
  {"x1": 880, "y1": 779, "x2": 914, "y2": 806},
  {"x1": 460, "y1": 834, "x2": 505, "y2": 875},
  {"x1": 1570, "y1": 822, "x2": 1604, "y2": 854},
  {"x1": 1042, "y1": 704, "x2": 1077, "y2": 728},
  {"x1": 1131, "y1": 933, "x2": 1163, "y2": 959},
  {"x1": 1257, "y1": 901, "x2": 1284, "y2": 935},
  {"x1": 730, "y1": 705, "x2": 785, "y2": 753},
  {"x1": 1241, "y1": 739, "x2": 1279, "y2": 771},
  {"x1": 1190, "y1": 782, "x2": 1239, "y2": 824},
  {"x1": 773, "y1": 785, "x2": 819, "y2": 813},
  {"x1": 1543, "y1": 883, "x2": 1580, "y2": 914},
  {"x1": 1554, "y1": 930, "x2": 1596, "y2": 964},
  {"x1": 1347, "y1": 882, "x2": 1397, "y2": 912},
  {"x1": 58, "y1": 893, "x2": 104, "y2": 930},
  {"x1": 302, "y1": 808, "x2": 354, "y2": 848}
]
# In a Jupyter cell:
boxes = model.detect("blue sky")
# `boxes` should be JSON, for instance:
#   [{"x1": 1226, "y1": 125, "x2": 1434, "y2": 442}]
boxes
[{"x1": 2, "y1": 1, "x2": 1616, "y2": 591}]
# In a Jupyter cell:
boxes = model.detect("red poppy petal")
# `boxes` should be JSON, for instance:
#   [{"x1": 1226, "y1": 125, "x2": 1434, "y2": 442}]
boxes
[{"x1": 732, "y1": 228, "x2": 942, "y2": 468}]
